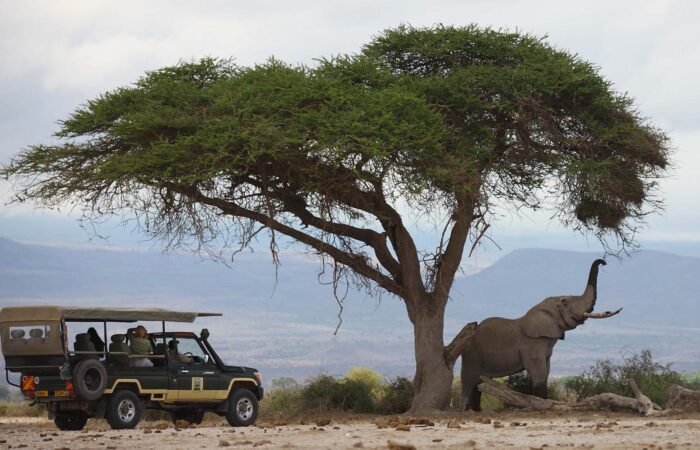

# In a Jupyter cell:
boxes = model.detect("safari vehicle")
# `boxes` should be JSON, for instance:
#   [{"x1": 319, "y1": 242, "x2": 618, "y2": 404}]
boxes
[{"x1": 0, "y1": 306, "x2": 263, "y2": 430}]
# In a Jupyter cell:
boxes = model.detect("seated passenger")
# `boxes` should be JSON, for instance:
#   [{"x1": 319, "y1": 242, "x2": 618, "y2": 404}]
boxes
[
  {"x1": 87, "y1": 327, "x2": 105, "y2": 354},
  {"x1": 168, "y1": 340, "x2": 193, "y2": 364},
  {"x1": 128, "y1": 325, "x2": 153, "y2": 367}
]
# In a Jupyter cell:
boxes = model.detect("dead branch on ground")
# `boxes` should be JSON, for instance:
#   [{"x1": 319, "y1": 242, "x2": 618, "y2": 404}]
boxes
[{"x1": 477, "y1": 377, "x2": 674, "y2": 416}]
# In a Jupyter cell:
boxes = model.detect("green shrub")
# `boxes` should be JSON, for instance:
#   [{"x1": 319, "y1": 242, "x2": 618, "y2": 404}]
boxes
[
  {"x1": 564, "y1": 349, "x2": 684, "y2": 405},
  {"x1": 377, "y1": 377, "x2": 413, "y2": 414},
  {"x1": 345, "y1": 367, "x2": 383, "y2": 399},
  {"x1": 264, "y1": 387, "x2": 304, "y2": 419},
  {"x1": 301, "y1": 374, "x2": 375, "y2": 413},
  {"x1": 505, "y1": 371, "x2": 532, "y2": 395}
]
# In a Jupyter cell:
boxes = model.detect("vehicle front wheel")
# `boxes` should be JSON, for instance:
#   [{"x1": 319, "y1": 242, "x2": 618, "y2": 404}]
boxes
[
  {"x1": 225, "y1": 388, "x2": 258, "y2": 427},
  {"x1": 54, "y1": 411, "x2": 88, "y2": 431},
  {"x1": 106, "y1": 390, "x2": 142, "y2": 430},
  {"x1": 170, "y1": 408, "x2": 204, "y2": 426}
]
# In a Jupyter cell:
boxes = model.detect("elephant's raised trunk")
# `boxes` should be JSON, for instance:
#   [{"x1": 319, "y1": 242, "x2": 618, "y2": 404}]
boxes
[{"x1": 583, "y1": 258, "x2": 606, "y2": 313}]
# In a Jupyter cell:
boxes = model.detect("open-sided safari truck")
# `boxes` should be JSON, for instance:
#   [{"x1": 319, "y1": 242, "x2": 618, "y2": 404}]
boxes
[{"x1": 0, "y1": 306, "x2": 263, "y2": 430}]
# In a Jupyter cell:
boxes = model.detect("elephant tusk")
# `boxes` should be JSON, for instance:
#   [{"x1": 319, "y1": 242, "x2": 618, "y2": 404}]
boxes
[{"x1": 583, "y1": 307, "x2": 623, "y2": 319}]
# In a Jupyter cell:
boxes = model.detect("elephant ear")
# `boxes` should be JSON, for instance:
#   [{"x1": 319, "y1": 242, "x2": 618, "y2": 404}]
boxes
[{"x1": 521, "y1": 297, "x2": 579, "y2": 339}]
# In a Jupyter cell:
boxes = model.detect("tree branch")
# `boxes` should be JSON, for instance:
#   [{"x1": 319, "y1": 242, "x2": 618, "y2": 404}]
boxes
[
  {"x1": 169, "y1": 183, "x2": 406, "y2": 298},
  {"x1": 431, "y1": 196, "x2": 476, "y2": 304},
  {"x1": 273, "y1": 190, "x2": 401, "y2": 278},
  {"x1": 300, "y1": 163, "x2": 426, "y2": 305}
]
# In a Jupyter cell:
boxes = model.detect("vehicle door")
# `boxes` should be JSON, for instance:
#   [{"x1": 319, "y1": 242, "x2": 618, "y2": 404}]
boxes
[{"x1": 172, "y1": 337, "x2": 226, "y2": 401}]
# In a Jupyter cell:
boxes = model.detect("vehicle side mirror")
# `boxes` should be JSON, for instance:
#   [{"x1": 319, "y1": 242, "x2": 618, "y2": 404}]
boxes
[
  {"x1": 200, "y1": 328, "x2": 209, "y2": 340},
  {"x1": 204, "y1": 354, "x2": 209, "y2": 364}
]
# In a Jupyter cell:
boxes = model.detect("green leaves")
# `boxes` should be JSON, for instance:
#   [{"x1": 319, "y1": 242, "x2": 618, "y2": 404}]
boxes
[{"x1": 1, "y1": 25, "x2": 670, "y2": 254}]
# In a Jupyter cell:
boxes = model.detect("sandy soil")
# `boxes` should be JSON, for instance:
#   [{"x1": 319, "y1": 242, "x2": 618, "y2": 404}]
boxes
[{"x1": 2, "y1": 412, "x2": 700, "y2": 449}]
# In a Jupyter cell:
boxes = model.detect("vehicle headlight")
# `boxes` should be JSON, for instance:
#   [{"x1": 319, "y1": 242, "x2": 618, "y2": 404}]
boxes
[{"x1": 254, "y1": 372, "x2": 262, "y2": 384}]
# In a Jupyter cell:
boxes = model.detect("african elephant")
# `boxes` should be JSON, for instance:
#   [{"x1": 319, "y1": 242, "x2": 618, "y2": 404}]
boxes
[{"x1": 460, "y1": 259, "x2": 621, "y2": 411}]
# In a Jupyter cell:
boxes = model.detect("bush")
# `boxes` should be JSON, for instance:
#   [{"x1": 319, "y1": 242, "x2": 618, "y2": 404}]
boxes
[
  {"x1": 345, "y1": 367, "x2": 383, "y2": 399},
  {"x1": 505, "y1": 371, "x2": 533, "y2": 395},
  {"x1": 301, "y1": 374, "x2": 375, "y2": 413},
  {"x1": 376, "y1": 377, "x2": 413, "y2": 414},
  {"x1": 264, "y1": 387, "x2": 304, "y2": 419},
  {"x1": 564, "y1": 349, "x2": 684, "y2": 405}
]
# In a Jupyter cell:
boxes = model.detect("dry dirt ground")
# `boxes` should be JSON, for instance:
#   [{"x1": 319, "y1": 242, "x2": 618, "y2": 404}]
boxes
[{"x1": 2, "y1": 412, "x2": 700, "y2": 449}]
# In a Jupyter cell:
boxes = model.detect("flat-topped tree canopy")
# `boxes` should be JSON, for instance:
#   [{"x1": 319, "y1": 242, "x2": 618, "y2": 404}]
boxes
[{"x1": 0, "y1": 305, "x2": 222, "y2": 323}]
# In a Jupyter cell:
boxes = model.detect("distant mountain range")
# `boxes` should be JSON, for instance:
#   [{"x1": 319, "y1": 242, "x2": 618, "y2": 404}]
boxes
[{"x1": 1, "y1": 236, "x2": 699, "y2": 382}]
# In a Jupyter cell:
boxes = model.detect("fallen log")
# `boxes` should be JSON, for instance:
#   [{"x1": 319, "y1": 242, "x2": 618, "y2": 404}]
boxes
[
  {"x1": 477, "y1": 377, "x2": 569, "y2": 411},
  {"x1": 666, "y1": 385, "x2": 700, "y2": 411},
  {"x1": 477, "y1": 376, "x2": 662, "y2": 415}
]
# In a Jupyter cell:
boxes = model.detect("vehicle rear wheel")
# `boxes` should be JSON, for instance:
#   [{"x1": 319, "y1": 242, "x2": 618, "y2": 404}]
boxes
[
  {"x1": 106, "y1": 390, "x2": 142, "y2": 429},
  {"x1": 54, "y1": 411, "x2": 88, "y2": 431},
  {"x1": 170, "y1": 408, "x2": 205, "y2": 426},
  {"x1": 72, "y1": 359, "x2": 108, "y2": 401},
  {"x1": 225, "y1": 389, "x2": 258, "y2": 427}
]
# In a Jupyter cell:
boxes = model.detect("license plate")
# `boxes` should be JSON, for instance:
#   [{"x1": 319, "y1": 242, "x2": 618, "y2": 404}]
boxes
[
  {"x1": 54, "y1": 390, "x2": 70, "y2": 397},
  {"x1": 34, "y1": 390, "x2": 49, "y2": 397}
]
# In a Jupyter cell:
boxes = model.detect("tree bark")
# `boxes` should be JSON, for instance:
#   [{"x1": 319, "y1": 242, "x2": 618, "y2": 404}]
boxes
[{"x1": 408, "y1": 302, "x2": 453, "y2": 414}]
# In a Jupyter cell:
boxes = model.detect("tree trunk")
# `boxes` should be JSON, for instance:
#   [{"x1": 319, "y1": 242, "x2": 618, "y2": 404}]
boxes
[{"x1": 408, "y1": 303, "x2": 453, "y2": 415}]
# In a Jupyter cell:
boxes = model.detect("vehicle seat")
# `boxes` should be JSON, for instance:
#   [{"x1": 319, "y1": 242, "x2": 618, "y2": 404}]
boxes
[
  {"x1": 10, "y1": 329, "x2": 27, "y2": 345},
  {"x1": 108, "y1": 334, "x2": 130, "y2": 367},
  {"x1": 74, "y1": 333, "x2": 97, "y2": 359},
  {"x1": 28, "y1": 328, "x2": 45, "y2": 345},
  {"x1": 153, "y1": 343, "x2": 166, "y2": 367}
]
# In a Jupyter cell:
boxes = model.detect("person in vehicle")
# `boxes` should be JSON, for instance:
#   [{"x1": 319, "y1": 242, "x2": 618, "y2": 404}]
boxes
[
  {"x1": 128, "y1": 325, "x2": 153, "y2": 367},
  {"x1": 87, "y1": 327, "x2": 105, "y2": 355},
  {"x1": 167, "y1": 339, "x2": 193, "y2": 364}
]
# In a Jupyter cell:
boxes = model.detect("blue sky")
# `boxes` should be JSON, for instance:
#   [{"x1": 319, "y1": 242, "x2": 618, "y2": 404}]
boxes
[{"x1": 1, "y1": 0, "x2": 699, "y2": 264}]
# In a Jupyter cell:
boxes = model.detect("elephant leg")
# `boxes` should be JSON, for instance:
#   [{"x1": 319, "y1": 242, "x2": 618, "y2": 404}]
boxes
[
  {"x1": 469, "y1": 384, "x2": 482, "y2": 412},
  {"x1": 460, "y1": 372, "x2": 481, "y2": 411},
  {"x1": 523, "y1": 355, "x2": 550, "y2": 399}
]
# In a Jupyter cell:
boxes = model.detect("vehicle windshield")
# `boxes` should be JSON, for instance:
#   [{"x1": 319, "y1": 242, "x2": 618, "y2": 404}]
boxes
[{"x1": 169, "y1": 336, "x2": 213, "y2": 365}]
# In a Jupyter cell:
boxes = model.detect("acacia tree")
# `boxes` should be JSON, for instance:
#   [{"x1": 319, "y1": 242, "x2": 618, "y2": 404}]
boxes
[{"x1": 1, "y1": 25, "x2": 669, "y2": 413}]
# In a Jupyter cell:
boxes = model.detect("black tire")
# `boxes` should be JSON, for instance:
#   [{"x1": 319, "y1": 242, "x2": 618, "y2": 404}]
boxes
[
  {"x1": 170, "y1": 408, "x2": 205, "y2": 426},
  {"x1": 106, "y1": 390, "x2": 142, "y2": 430},
  {"x1": 72, "y1": 359, "x2": 108, "y2": 401},
  {"x1": 54, "y1": 411, "x2": 88, "y2": 431},
  {"x1": 225, "y1": 389, "x2": 258, "y2": 427}
]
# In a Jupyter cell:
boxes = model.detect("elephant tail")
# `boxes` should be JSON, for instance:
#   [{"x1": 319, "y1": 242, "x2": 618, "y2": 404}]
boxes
[{"x1": 584, "y1": 259, "x2": 607, "y2": 311}]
